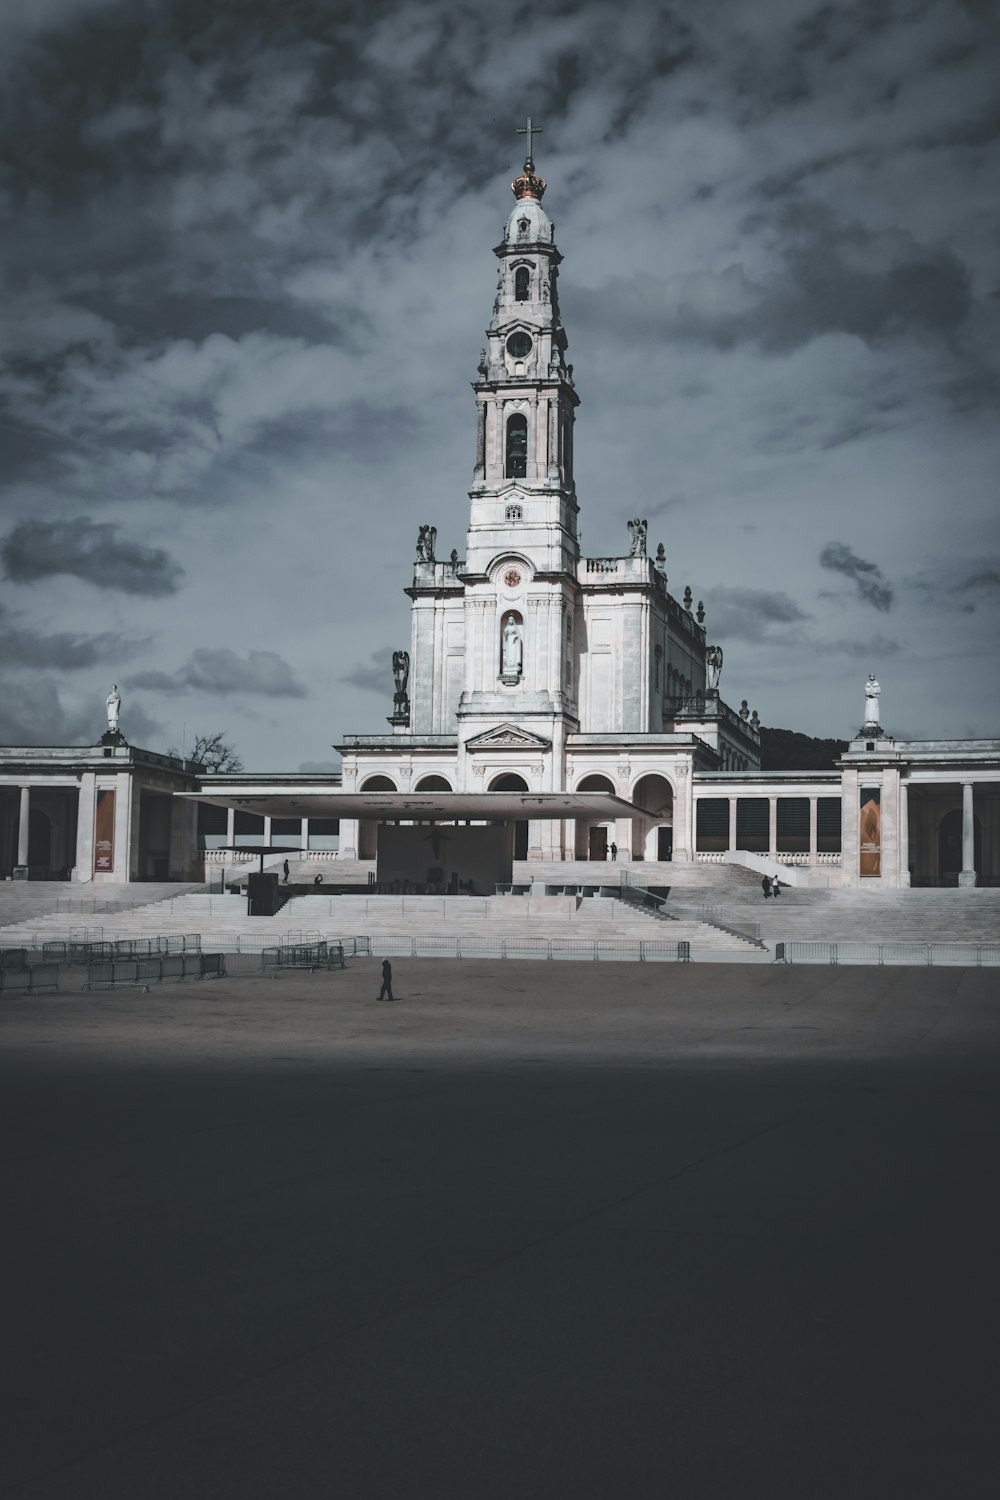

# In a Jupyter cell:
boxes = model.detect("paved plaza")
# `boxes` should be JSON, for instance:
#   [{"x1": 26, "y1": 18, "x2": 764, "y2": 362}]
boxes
[{"x1": 3, "y1": 962, "x2": 999, "y2": 1498}]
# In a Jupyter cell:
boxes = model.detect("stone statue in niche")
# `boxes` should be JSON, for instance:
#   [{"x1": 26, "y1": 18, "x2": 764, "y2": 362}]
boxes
[
  {"x1": 863, "y1": 673, "x2": 881, "y2": 728},
  {"x1": 628, "y1": 517, "x2": 647, "y2": 557},
  {"x1": 106, "y1": 684, "x2": 121, "y2": 733},
  {"x1": 705, "y1": 645, "x2": 723, "y2": 691},
  {"x1": 415, "y1": 524, "x2": 437, "y2": 562},
  {"x1": 501, "y1": 615, "x2": 522, "y2": 682}
]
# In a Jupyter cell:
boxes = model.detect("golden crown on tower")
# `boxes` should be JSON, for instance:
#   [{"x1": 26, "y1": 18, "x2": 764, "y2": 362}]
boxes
[{"x1": 511, "y1": 167, "x2": 547, "y2": 201}]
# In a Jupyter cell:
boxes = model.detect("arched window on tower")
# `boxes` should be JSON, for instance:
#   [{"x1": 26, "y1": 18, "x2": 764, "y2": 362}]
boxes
[
  {"x1": 514, "y1": 266, "x2": 530, "y2": 302},
  {"x1": 505, "y1": 503, "x2": 523, "y2": 522},
  {"x1": 505, "y1": 414, "x2": 527, "y2": 479}
]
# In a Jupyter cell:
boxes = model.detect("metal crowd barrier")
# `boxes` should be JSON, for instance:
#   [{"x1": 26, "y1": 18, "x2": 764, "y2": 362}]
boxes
[
  {"x1": 261, "y1": 941, "x2": 346, "y2": 972},
  {"x1": 774, "y1": 941, "x2": 1000, "y2": 966},
  {"x1": 0, "y1": 962, "x2": 60, "y2": 995},
  {"x1": 85, "y1": 953, "x2": 225, "y2": 990},
  {"x1": 361, "y1": 936, "x2": 695, "y2": 961}
]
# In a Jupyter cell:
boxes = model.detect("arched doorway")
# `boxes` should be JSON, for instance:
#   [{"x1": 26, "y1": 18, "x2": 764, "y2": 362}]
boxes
[
  {"x1": 490, "y1": 772, "x2": 529, "y2": 860},
  {"x1": 414, "y1": 775, "x2": 452, "y2": 791},
  {"x1": 938, "y1": 808, "x2": 982, "y2": 885},
  {"x1": 575, "y1": 774, "x2": 615, "y2": 861},
  {"x1": 359, "y1": 775, "x2": 396, "y2": 859},
  {"x1": 632, "y1": 774, "x2": 673, "y2": 862}
]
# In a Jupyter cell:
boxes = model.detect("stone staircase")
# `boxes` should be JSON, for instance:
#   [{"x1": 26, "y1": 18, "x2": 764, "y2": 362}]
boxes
[
  {"x1": 669, "y1": 886, "x2": 1000, "y2": 946},
  {"x1": 3, "y1": 876, "x2": 995, "y2": 961},
  {"x1": 0, "y1": 889, "x2": 754, "y2": 959},
  {"x1": 0, "y1": 882, "x2": 202, "y2": 929}
]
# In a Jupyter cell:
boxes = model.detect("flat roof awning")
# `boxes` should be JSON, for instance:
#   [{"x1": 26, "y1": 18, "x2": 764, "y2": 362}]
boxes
[{"x1": 183, "y1": 791, "x2": 640, "y2": 821}]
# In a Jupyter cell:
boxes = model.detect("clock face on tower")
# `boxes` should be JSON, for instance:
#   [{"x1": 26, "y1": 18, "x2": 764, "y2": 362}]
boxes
[{"x1": 506, "y1": 331, "x2": 533, "y2": 359}]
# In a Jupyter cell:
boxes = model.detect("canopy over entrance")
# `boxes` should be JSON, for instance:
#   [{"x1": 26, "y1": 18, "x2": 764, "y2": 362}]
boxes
[
  {"x1": 184, "y1": 790, "x2": 638, "y2": 822},
  {"x1": 184, "y1": 790, "x2": 639, "y2": 895}
]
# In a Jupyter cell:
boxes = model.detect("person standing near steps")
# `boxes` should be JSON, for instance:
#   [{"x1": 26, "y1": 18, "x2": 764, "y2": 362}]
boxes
[{"x1": 378, "y1": 959, "x2": 395, "y2": 1001}]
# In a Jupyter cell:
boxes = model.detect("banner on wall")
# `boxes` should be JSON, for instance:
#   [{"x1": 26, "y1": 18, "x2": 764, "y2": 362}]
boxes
[
  {"x1": 859, "y1": 786, "x2": 881, "y2": 878},
  {"x1": 94, "y1": 788, "x2": 115, "y2": 873}
]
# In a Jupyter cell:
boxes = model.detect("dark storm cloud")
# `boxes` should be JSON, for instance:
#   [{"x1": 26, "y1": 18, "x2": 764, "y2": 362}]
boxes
[
  {"x1": 341, "y1": 650, "x2": 390, "y2": 696},
  {"x1": 0, "y1": 603, "x2": 146, "y2": 669},
  {"x1": 905, "y1": 560, "x2": 1000, "y2": 613},
  {"x1": 575, "y1": 205, "x2": 971, "y2": 357},
  {"x1": 129, "y1": 648, "x2": 307, "y2": 698},
  {"x1": 815, "y1": 634, "x2": 901, "y2": 658},
  {"x1": 702, "y1": 587, "x2": 810, "y2": 643},
  {"x1": 1, "y1": 518, "x2": 184, "y2": 595},
  {"x1": 0, "y1": 671, "x2": 162, "y2": 745},
  {"x1": 820, "y1": 543, "x2": 894, "y2": 611}
]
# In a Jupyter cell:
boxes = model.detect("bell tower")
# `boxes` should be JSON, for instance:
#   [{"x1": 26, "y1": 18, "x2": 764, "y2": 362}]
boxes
[
  {"x1": 455, "y1": 122, "x2": 581, "y2": 787},
  {"x1": 465, "y1": 120, "x2": 580, "y2": 579}
]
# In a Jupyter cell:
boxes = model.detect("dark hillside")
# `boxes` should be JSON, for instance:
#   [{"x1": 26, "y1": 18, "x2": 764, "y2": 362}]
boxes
[{"x1": 759, "y1": 726, "x2": 848, "y2": 771}]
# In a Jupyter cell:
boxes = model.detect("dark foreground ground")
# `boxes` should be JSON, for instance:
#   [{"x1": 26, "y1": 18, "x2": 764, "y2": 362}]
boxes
[{"x1": 2, "y1": 962, "x2": 998, "y2": 1498}]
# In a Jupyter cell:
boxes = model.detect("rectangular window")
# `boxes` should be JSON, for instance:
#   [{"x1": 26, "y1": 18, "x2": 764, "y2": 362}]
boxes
[
  {"x1": 736, "y1": 798, "x2": 769, "y2": 851},
  {"x1": 817, "y1": 798, "x2": 841, "y2": 852},
  {"x1": 696, "y1": 798, "x2": 729, "y2": 852},
  {"x1": 776, "y1": 797, "x2": 809, "y2": 852}
]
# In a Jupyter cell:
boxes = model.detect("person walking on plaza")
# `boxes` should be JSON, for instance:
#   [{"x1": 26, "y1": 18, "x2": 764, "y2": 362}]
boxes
[
  {"x1": 282, "y1": 859, "x2": 290, "y2": 884},
  {"x1": 761, "y1": 874, "x2": 772, "y2": 899},
  {"x1": 772, "y1": 876, "x2": 781, "y2": 898},
  {"x1": 378, "y1": 958, "x2": 394, "y2": 1001},
  {"x1": 610, "y1": 841, "x2": 618, "y2": 862}
]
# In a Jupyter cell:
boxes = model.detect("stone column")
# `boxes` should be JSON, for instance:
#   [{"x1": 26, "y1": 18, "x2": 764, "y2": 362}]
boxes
[
  {"x1": 809, "y1": 797, "x2": 818, "y2": 863},
  {"x1": 768, "y1": 796, "x2": 778, "y2": 859},
  {"x1": 301, "y1": 817, "x2": 309, "y2": 852},
  {"x1": 673, "y1": 766, "x2": 692, "y2": 862},
  {"x1": 263, "y1": 815, "x2": 272, "y2": 849},
  {"x1": 547, "y1": 399, "x2": 560, "y2": 478},
  {"x1": 959, "y1": 782, "x2": 977, "y2": 887},
  {"x1": 169, "y1": 795, "x2": 199, "y2": 881},
  {"x1": 226, "y1": 807, "x2": 235, "y2": 847},
  {"x1": 728, "y1": 796, "x2": 737, "y2": 852},
  {"x1": 898, "y1": 781, "x2": 910, "y2": 887},
  {"x1": 839, "y1": 768, "x2": 859, "y2": 887},
  {"x1": 74, "y1": 773, "x2": 96, "y2": 881},
  {"x1": 340, "y1": 818, "x2": 359, "y2": 861},
  {"x1": 16, "y1": 786, "x2": 30, "y2": 869},
  {"x1": 475, "y1": 402, "x2": 486, "y2": 478}
]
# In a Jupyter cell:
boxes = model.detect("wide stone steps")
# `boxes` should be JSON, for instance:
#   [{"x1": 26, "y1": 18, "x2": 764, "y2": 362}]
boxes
[
  {"x1": 0, "y1": 882, "x2": 202, "y2": 928},
  {"x1": 0, "y1": 890, "x2": 752, "y2": 955},
  {"x1": 674, "y1": 888, "x2": 1000, "y2": 944}
]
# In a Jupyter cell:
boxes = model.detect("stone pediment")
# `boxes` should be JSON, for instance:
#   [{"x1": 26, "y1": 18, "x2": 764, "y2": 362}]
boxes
[{"x1": 465, "y1": 723, "x2": 552, "y2": 752}]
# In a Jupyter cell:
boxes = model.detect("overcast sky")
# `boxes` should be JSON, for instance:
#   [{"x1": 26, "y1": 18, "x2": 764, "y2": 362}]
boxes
[{"x1": 1, "y1": 0, "x2": 997, "y2": 767}]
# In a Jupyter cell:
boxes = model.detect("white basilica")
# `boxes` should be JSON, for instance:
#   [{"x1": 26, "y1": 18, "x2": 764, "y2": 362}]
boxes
[
  {"x1": 2, "y1": 135, "x2": 998, "y2": 890},
  {"x1": 335, "y1": 143, "x2": 761, "y2": 865}
]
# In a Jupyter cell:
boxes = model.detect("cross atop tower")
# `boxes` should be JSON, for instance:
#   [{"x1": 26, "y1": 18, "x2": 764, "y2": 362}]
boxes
[{"x1": 516, "y1": 116, "x2": 542, "y2": 169}]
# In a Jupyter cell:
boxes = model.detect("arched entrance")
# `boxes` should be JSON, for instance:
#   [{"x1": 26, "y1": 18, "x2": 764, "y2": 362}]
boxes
[
  {"x1": 575, "y1": 774, "x2": 615, "y2": 861},
  {"x1": 414, "y1": 774, "x2": 452, "y2": 791},
  {"x1": 938, "y1": 808, "x2": 982, "y2": 885},
  {"x1": 490, "y1": 773, "x2": 529, "y2": 860},
  {"x1": 359, "y1": 775, "x2": 396, "y2": 859},
  {"x1": 632, "y1": 774, "x2": 673, "y2": 862}
]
